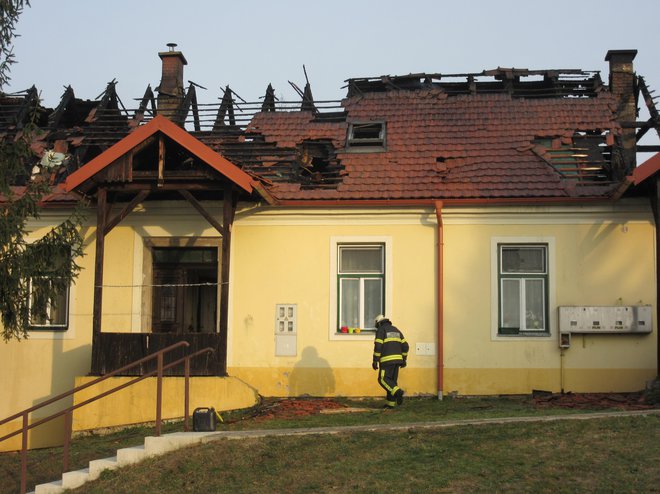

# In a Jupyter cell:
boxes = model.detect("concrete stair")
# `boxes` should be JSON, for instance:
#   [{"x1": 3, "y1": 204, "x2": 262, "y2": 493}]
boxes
[{"x1": 31, "y1": 431, "x2": 220, "y2": 493}]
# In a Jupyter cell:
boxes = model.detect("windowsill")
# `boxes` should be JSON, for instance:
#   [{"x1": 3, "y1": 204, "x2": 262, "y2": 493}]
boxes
[
  {"x1": 29, "y1": 326, "x2": 68, "y2": 332},
  {"x1": 496, "y1": 331, "x2": 551, "y2": 338},
  {"x1": 331, "y1": 330, "x2": 375, "y2": 341},
  {"x1": 343, "y1": 146, "x2": 386, "y2": 153}
]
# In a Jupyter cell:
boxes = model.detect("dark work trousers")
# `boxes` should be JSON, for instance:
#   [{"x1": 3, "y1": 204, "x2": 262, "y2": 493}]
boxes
[{"x1": 378, "y1": 364, "x2": 401, "y2": 407}]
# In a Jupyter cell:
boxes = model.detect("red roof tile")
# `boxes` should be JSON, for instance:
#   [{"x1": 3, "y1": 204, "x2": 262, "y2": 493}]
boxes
[{"x1": 249, "y1": 87, "x2": 621, "y2": 201}]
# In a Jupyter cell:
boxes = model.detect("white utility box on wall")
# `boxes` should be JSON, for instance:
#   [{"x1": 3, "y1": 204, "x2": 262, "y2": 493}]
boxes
[
  {"x1": 558, "y1": 305, "x2": 652, "y2": 334},
  {"x1": 274, "y1": 304, "x2": 297, "y2": 356}
]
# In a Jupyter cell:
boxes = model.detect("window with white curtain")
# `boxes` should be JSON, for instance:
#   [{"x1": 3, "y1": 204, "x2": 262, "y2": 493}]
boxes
[
  {"x1": 498, "y1": 244, "x2": 548, "y2": 334},
  {"x1": 337, "y1": 244, "x2": 384, "y2": 331}
]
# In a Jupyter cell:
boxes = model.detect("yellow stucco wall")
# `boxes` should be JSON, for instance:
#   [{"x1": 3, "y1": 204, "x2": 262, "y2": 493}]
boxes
[
  {"x1": 99, "y1": 226, "x2": 136, "y2": 332},
  {"x1": 440, "y1": 208, "x2": 656, "y2": 394},
  {"x1": 1, "y1": 200, "x2": 657, "y2": 451},
  {"x1": 227, "y1": 202, "x2": 657, "y2": 397},
  {"x1": 228, "y1": 210, "x2": 439, "y2": 397},
  {"x1": 0, "y1": 217, "x2": 96, "y2": 451},
  {"x1": 71, "y1": 376, "x2": 259, "y2": 431}
]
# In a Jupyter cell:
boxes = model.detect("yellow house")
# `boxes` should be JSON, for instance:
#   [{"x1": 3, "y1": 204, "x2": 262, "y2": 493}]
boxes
[{"x1": 1, "y1": 47, "x2": 658, "y2": 451}]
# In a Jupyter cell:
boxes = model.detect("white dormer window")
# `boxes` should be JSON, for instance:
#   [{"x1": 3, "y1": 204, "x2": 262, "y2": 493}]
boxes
[{"x1": 346, "y1": 122, "x2": 386, "y2": 150}]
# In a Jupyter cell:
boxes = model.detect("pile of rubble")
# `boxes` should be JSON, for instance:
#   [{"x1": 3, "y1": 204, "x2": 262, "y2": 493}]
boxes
[
  {"x1": 238, "y1": 389, "x2": 660, "y2": 423},
  {"x1": 532, "y1": 391, "x2": 655, "y2": 410},
  {"x1": 252, "y1": 398, "x2": 346, "y2": 421}
]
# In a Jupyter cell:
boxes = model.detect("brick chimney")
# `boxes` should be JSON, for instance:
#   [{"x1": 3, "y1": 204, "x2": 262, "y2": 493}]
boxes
[
  {"x1": 157, "y1": 43, "x2": 187, "y2": 119},
  {"x1": 605, "y1": 49, "x2": 638, "y2": 178}
]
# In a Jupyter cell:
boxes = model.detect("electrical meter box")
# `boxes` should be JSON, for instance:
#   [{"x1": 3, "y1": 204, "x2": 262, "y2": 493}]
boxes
[
  {"x1": 558, "y1": 305, "x2": 652, "y2": 334},
  {"x1": 275, "y1": 304, "x2": 297, "y2": 356}
]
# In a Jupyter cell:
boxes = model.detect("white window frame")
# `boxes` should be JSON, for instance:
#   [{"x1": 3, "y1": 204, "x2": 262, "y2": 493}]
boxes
[
  {"x1": 346, "y1": 121, "x2": 386, "y2": 150},
  {"x1": 28, "y1": 276, "x2": 70, "y2": 330},
  {"x1": 330, "y1": 236, "x2": 392, "y2": 340},
  {"x1": 490, "y1": 236, "x2": 555, "y2": 340}
]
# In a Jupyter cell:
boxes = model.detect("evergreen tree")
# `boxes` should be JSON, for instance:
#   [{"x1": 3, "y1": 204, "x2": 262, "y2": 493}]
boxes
[{"x1": 0, "y1": 1, "x2": 84, "y2": 341}]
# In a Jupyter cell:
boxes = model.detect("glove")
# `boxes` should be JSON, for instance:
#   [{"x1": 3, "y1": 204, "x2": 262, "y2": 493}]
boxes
[
  {"x1": 401, "y1": 360, "x2": 407, "y2": 368},
  {"x1": 372, "y1": 361, "x2": 378, "y2": 370}
]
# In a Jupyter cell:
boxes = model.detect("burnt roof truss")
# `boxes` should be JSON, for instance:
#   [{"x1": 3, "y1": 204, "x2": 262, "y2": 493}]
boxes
[{"x1": 636, "y1": 76, "x2": 660, "y2": 144}]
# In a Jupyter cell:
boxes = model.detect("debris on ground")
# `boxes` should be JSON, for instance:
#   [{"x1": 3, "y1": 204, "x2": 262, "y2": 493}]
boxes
[
  {"x1": 644, "y1": 377, "x2": 660, "y2": 405},
  {"x1": 532, "y1": 391, "x2": 654, "y2": 410},
  {"x1": 238, "y1": 391, "x2": 658, "y2": 423},
  {"x1": 252, "y1": 398, "x2": 348, "y2": 421}
]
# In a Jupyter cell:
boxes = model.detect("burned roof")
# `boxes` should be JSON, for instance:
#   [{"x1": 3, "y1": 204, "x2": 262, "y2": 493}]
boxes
[
  {"x1": 1, "y1": 49, "x2": 657, "y2": 204},
  {"x1": 246, "y1": 85, "x2": 620, "y2": 200}
]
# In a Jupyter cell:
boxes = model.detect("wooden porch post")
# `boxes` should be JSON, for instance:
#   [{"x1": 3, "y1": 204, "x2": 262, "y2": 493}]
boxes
[
  {"x1": 92, "y1": 187, "x2": 108, "y2": 372},
  {"x1": 219, "y1": 183, "x2": 237, "y2": 353}
]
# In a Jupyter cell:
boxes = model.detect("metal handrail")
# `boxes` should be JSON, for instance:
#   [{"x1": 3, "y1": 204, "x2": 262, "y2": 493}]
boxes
[{"x1": 0, "y1": 340, "x2": 215, "y2": 494}]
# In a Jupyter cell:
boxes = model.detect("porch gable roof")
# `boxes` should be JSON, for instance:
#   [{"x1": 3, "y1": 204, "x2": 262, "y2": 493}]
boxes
[
  {"x1": 65, "y1": 115, "x2": 255, "y2": 194},
  {"x1": 632, "y1": 152, "x2": 660, "y2": 186}
]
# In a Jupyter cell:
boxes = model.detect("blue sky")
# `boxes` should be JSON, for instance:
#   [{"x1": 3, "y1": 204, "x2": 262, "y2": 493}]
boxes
[{"x1": 5, "y1": 0, "x2": 660, "y2": 113}]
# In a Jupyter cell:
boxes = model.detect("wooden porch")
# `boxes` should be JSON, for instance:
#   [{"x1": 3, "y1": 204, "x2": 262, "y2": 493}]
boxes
[
  {"x1": 63, "y1": 116, "x2": 273, "y2": 379},
  {"x1": 92, "y1": 332, "x2": 226, "y2": 376}
]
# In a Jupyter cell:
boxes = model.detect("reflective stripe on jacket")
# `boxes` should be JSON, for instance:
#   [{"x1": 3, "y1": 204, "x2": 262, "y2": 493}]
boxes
[{"x1": 373, "y1": 322, "x2": 409, "y2": 366}]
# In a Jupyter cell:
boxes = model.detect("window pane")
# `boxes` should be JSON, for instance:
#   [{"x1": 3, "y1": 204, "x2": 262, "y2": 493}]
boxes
[
  {"x1": 339, "y1": 246, "x2": 383, "y2": 273},
  {"x1": 30, "y1": 281, "x2": 68, "y2": 326},
  {"x1": 48, "y1": 287, "x2": 68, "y2": 325},
  {"x1": 501, "y1": 279, "x2": 520, "y2": 328},
  {"x1": 348, "y1": 123, "x2": 385, "y2": 147},
  {"x1": 363, "y1": 278, "x2": 383, "y2": 328},
  {"x1": 160, "y1": 286, "x2": 177, "y2": 322},
  {"x1": 351, "y1": 123, "x2": 383, "y2": 140},
  {"x1": 153, "y1": 248, "x2": 217, "y2": 264},
  {"x1": 340, "y1": 278, "x2": 360, "y2": 327},
  {"x1": 525, "y1": 279, "x2": 545, "y2": 331},
  {"x1": 501, "y1": 247, "x2": 546, "y2": 274}
]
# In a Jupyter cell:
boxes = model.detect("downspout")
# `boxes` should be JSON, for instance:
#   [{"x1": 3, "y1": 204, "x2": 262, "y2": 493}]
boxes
[{"x1": 435, "y1": 201, "x2": 444, "y2": 400}]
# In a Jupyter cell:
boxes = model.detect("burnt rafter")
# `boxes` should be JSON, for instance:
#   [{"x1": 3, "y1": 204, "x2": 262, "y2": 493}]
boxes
[
  {"x1": 12, "y1": 85, "x2": 40, "y2": 128},
  {"x1": 213, "y1": 85, "x2": 237, "y2": 130},
  {"x1": 261, "y1": 83, "x2": 276, "y2": 112},
  {"x1": 132, "y1": 85, "x2": 157, "y2": 126},
  {"x1": 346, "y1": 68, "x2": 604, "y2": 98},
  {"x1": 288, "y1": 68, "x2": 317, "y2": 114},
  {"x1": 176, "y1": 81, "x2": 205, "y2": 130},
  {"x1": 636, "y1": 75, "x2": 660, "y2": 142},
  {"x1": 47, "y1": 85, "x2": 76, "y2": 128},
  {"x1": 80, "y1": 81, "x2": 130, "y2": 141}
]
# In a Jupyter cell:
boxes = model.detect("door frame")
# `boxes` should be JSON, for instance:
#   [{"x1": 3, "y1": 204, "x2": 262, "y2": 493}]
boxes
[{"x1": 141, "y1": 237, "x2": 222, "y2": 333}]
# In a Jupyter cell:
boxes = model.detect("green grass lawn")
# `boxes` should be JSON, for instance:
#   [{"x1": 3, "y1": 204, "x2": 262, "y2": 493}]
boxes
[
  {"x1": 77, "y1": 414, "x2": 660, "y2": 494},
  {"x1": 1, "y1": 396, "x2": 658, "y2": 493}
]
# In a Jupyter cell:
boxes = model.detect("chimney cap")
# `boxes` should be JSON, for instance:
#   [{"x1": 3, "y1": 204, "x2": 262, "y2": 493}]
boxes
[
  {"x1": 158, "y1": 43, "x2": 188, "y2": 65},
  {"x1": 605, "y1": 49, "x2": 638, "y2": 63}
]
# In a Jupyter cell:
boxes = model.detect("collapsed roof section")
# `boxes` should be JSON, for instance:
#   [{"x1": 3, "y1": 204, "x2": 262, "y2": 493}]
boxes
[{"x1": 1, "y1": 47, "x2": 659, "y2": 203}]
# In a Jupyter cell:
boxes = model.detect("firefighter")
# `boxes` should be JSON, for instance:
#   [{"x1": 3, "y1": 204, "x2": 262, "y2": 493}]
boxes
[{"x1": 372, "y1": 314, "x2": 408, "y2": 408}]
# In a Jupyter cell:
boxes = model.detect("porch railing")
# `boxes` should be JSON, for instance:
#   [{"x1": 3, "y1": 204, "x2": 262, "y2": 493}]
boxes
[{"x1": 0, "y1": 341, "x2": 214, "y2": 494}]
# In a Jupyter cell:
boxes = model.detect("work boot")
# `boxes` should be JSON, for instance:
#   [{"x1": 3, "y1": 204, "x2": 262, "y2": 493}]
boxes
[{"x1": 395, "y1": 389, "x2": 404, "y2": 406}]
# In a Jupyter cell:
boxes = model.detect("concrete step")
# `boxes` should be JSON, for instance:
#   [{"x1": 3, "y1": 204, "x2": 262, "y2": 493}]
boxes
[
  {"x1": 31, "y1": 431, "x2": 221, "y2": 493},
  {"x1": 33, "y1": 479, "x2": 63, "y2": 494},
  {"x1": 116, "y1": 444, "x2": 146, "y2": 466},
  {"x1": 88, "y1": 455, "x2": 118, "y2": 480},
  {"x1": 61, "y1": 468, "x2": 90, "y2": 490},
  {"x1": 144, "y1": 431, "x2": 217, "y2": 456}
]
